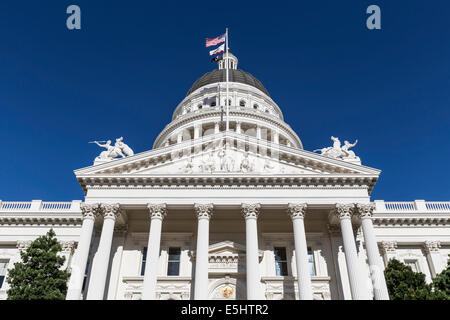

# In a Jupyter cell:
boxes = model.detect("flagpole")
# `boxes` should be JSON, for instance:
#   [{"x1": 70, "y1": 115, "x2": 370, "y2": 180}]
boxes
[{"x1": 225, "y1": 27, "x2": 229, "y2": 132}]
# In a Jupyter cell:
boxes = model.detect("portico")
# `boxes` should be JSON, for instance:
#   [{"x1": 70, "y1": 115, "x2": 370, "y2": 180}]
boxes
[{"x1": 65, "y1": 196, "x2": 388, "y2": 300}]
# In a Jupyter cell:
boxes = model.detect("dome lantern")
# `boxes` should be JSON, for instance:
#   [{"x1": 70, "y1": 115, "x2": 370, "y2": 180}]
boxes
[{"x1": 218, "y1": 50, "x2": 238, "y2": 70}]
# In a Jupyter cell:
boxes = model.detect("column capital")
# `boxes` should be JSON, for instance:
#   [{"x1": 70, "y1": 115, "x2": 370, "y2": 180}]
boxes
[
  {"x1": 424, "y1": 240, "x2": 441, "y2": 254},
  {"x1": 147, "y1": 203, "x2": 167, "y2": 220},
  {"x1": 355, "y1": 203, "x2": 375, "y2": 219},
  {"x1": 80, "y1": 203, "x2": 100, "y2": 220},
  {"x1": 334, "y1": 203, "x2": 355, "y2": 219},
  {"x1": 327, "y1": 224, "x2": 341, "y2": 235},
  {"x1": 241, "y1": 203, "x2": 261, "y2": 219},
  {"x1": 287, "y1": 203, "x2": 307, "y2": 220},
  {"x1": 194, "y1": 203, "x2": 214, "y2": 220},
  {"x1": 16, "y1": 240, "x2": 32, "y2": 251},
  {"x1": 99, "y1": 203, "x2": 122, "y2": 220},
  {"x1": 60, "y1": 241, "x2": 77, "y2": 253},
  {"x1": 378, "y1": 240, "x2": 397, "y2": 254}
]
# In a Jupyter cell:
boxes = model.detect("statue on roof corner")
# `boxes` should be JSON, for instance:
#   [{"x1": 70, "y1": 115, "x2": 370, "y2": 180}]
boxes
[
  {"x1": 314, "y1": 136, "x2": 361, "y2": 163},
  {"x1": 90, "y1": 137, "x2": 134, "y2": 164}
]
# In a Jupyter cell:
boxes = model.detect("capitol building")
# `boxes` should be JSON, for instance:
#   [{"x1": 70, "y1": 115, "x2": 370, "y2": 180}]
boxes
[{"x1": 0, "y1": 52, "x2": 449, "y2": 300}]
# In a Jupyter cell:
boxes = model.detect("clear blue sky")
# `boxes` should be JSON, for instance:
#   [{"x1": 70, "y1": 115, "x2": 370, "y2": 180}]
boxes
[{"x1": 0, "y1": 0, "x2": 449, "y2": 201}]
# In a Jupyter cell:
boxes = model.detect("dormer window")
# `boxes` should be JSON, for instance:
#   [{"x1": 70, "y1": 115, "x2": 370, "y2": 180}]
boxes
[
  {"x1": 211, "y1": 100, "x2": 216, "y2": 107},
  {"x1": 197, "y1": 104, "x2": 202, "y2": 110},
  {"x1": 239, "y1": 100, "x2": 246, "y2": 107},
  {"x1": 253, "y1": 104, "x2": 258, "y2": 110}
]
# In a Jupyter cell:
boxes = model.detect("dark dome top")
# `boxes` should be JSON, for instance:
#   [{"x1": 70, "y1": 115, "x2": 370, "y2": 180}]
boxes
[{"x1": 186, "y1": 69, "x2": 270, "y2": 97}]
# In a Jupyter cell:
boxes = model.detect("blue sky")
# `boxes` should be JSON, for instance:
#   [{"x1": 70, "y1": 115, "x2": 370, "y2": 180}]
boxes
[{"x1": 0, "y1": 0, "x2": 449, "y2": 201}]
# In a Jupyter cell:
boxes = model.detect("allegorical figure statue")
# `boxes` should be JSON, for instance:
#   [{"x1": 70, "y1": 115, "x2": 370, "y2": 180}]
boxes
[
  {"x1": 341, "y1": 140, "x2": 359, "y2": 160},
  {"x1": 313, "y1": 136, "x2": 360, "y2": 163},
  {"x1": 90, "y1": 137, "x2": 135, "y2": 164}
]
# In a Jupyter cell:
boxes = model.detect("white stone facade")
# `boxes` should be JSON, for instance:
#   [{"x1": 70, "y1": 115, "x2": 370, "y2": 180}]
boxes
[{"x1": 0, "y1": 53, "x2": 449, "y2": 300}]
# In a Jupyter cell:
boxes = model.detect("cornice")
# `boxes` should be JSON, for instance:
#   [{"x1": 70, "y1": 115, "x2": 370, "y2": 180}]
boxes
[
  {"x1": 373, "y1": 214, "x2": 450, "y2": 227},
  {"x1": 77, "y1": 175, "x2": 376, "y2": 192},
  {"x1": 0, "y1": 213, "x2": 82, "y2": 226}
]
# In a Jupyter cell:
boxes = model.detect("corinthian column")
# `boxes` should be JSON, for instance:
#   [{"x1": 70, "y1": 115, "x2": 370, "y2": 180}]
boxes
[
  {"x1": 335, "y1": 203, "x2": 366, "y2": 300},
  {"x1": 86, "y1": 203, "x2": 121, "y2": 300},
  {"x1": 66, "y1": 203, "x2": 98, "y2": 300},
  {"x1": 287, "y1": 203, "x2": 313, "y2": 300},
  {"x1": 355, "y1": 203, "x2": 389, "y2": 300},
  {"x1": 194, "y1": 203, "x2": 214, "y2": 300},
  {"x1": 242, "y1": 203, "x2": 261, "y2": 300},
  {"x1": 142, "y1": 204, "x2": 167, "y2": 300}
]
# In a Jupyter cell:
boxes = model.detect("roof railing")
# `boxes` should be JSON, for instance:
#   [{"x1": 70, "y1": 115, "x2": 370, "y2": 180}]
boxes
[
  {"x1": 0, "y1": 200, "x2": 82, "y2": 212},
  {"x1": 374, "y1": 200, "x2": 450, "y2": 213}
]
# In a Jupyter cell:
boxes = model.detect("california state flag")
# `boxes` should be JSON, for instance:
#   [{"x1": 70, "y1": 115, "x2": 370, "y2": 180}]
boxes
[{"x1": 209, "y1": 44, "x2": 225, "y2": 56}]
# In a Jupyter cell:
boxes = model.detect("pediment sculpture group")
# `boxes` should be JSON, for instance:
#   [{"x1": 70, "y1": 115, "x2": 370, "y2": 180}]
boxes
[
  {"x1": 314, "y1": 136, "x2": 360, "y2": 161},
  {"x1": 183, "y1": 142, "x2": 277, "y2": 174},
  {"x1": 91, "y1": 137, "x2": 134, "y2": 162}
]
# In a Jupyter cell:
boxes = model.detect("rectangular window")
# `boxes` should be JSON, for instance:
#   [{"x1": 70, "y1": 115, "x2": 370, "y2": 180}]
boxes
[
  {"x1": 308, "y1": 248, "x2": 315, "y2": 276},
  {"x1": 167, "y1": 247, "x2": 181, "y2": 276},
  {"x1": 82, "y1": 259, "x2": 90, "y2": 293},
  {"x1": 404, "y1": 259, "x2": 419, "y2": 273},
  {"x1": 274, "y1": 247, "x2": 288, "y2": 276},
  {"x1": 0, "y1": 260, "x2": 9, "y2": 288},
  {"x1": 141, "y1": 247, "x2": 148, "y2": 276}
]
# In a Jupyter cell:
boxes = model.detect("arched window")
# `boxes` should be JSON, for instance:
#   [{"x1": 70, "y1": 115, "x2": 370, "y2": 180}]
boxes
[
  {"x1": 239, "y1": 100, "x2": 246, "y2": 107},
  {"x1": 228, "y1": 99, "x2": 232, "y2": 106},
  {"x1": 253, "y1": 104, "x2": 258, "y2": 110}
]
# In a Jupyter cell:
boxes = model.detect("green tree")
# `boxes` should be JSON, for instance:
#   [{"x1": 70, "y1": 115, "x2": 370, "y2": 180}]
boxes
[
  {"x1": 6, "y1": 229, "x2": 70, "y2": 300},
  {"x1": 429, "y1": 256, "x2": 450, "y2": 300},
  {"x1": 384, "y1": 259, "x2": 431, "y2": 300}
]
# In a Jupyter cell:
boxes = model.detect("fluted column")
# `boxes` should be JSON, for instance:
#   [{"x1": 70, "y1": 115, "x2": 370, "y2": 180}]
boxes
[
  {"x1": 356, "y1": 203, "x2": 389, "y2": 300},
  {"x1": 194, "y1": 203, "x2": 214, "y2": 300},
  {"x1": 86, "y1": 204, "x2": 121, "y2": 300},
  {"x1": 142, "y1": 204, "x2": 167, "y2": 300},
  {"x1": 242, "y1": 203, "x2": 261, "y2": 300},
  {"x1": 335, "y1": 203, "x2": 366, "y2": 300},
  {"x1": 287, "y1": 203, "x2": 313, "y2": 300},
  {"x1": 66, "y1": 203, "x2": 98, "y2": 300}
]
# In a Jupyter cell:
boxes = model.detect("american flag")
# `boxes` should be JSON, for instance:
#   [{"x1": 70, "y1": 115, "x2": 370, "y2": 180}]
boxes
[{"x1": 205, "y1": 33, "x2": 226, "y2": 47}]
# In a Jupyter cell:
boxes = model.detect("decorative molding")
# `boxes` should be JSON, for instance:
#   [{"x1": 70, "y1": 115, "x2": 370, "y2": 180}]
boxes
[
  {"x1": 287, "y1": 203, "x2": 307, "y2": 220},
  {"x1": 241, "y1": 203, "x2": 261, "y2": 219},
  {"x1": 147, "y1": 203, "x2": 167, "y2": 220},
  {"x1": 194, "y1": 203, "x2": 214, "y2": 219}
]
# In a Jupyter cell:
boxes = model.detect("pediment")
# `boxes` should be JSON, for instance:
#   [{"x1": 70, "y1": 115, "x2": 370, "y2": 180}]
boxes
[
  {"x1": 74, "y1": 134, "x2": 380, "y2": 192},
  {"x1": 209, "y1": 241, "x2": 246, "y2": 256},
  {"x1": 75, "y1": 134, "x2": 379, "y2": 176}
]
